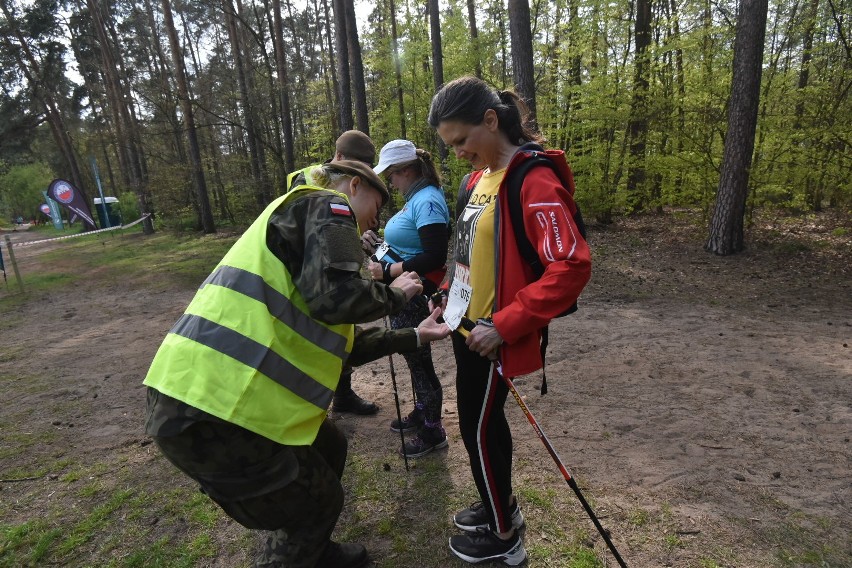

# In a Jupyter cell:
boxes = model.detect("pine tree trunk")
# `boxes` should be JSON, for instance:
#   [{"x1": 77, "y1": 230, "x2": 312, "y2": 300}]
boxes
[
  {"x1": 626, "y1": 0, "x2": 652, "y2": 212},
  {"x1": 332, "y1": 0, "x2": 353, "y2": 131},
  {"x1": 465, "y1": 0, "x2": 482, "y2": 79},
  {"x1": 706, "y1": 0, "x2": 769, "y2": 255},
  {"x1": 429, "y1": 0, "x2": 448, "y2": 163},
  {"x1": 322, "y1": 0, "x2": 340, "y2": 134},
  {"x1": 344, "y1": 0, "x2": 369, "y2": 134},
  {"x1": 507, "y1": 0, "x2": 537, "y2": 129},
  {"x1": 272, "y1": 0, "x2": 295, "y2": 173},
  {"x1": 92, "y1": 0, "x2": 151, "y2": 229},
  {"x1": 162, "y1": 0, "x2": 216, "y2": 233},
  {"x1": 225, "y1": 0, "x2": 269, "y2": 208},
  {"x1": 142, "y1": 0, "x2": 185, "y2": 163},
  {"x1": 389, "y1": 0, "x2": 406, "y2": 138}
]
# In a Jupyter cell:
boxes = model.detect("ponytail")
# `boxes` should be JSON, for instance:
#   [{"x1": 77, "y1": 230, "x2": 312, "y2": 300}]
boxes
[
  {"x1": 428, "y1": 76, "x2": 542, "y2": 144},
  {"x1": 415, "y1": 148, "x2": 442, "y2": 187}
]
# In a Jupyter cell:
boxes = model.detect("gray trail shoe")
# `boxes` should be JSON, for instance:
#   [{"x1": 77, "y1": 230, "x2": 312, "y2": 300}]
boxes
[
  {"x1": 453, "y1": 500, "x2": 525, "y2": 532},
  {"x1": 449, "y1": 528, "x2": 527, "y2": 566}
]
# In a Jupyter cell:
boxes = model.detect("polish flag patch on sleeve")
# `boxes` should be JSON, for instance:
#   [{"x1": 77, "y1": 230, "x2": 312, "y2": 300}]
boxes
[{"x1": 330, "y1": 203, "x2": 351, "y2": 216}]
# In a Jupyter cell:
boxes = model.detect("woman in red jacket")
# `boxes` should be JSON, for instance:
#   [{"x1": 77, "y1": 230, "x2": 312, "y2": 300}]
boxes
[{"x1": 427, "y1": 76, "x2": 591, "y2": 566}]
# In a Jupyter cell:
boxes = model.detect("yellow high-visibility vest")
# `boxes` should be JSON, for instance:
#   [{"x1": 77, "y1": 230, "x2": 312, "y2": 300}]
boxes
[
  {"x1": 144, "y1": 187, "x2": 355, "y2": 445},
  {"x1": 285, "y1": 165, "x2": 317, "y2": 193}
]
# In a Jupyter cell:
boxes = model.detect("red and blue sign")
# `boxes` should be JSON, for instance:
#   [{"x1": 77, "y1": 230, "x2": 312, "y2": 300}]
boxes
[{"x1": 47, "y1": 179, "x2": 96, "y2": 230}]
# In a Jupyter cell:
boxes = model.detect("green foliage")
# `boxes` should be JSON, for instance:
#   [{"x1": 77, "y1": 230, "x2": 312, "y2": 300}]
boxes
[
  {"x1": 0, "y1": 162, "x2": 54, "y2": 221},
  {"x1": 2, "y1": 0, "x2": 849, "y2": 232},
  {"x1": 114, "y1": 191, "x2": 140, "y2": 225}
]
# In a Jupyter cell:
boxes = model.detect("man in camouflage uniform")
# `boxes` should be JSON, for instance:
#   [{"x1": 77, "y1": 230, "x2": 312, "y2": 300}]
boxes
[
  {"x1": 145, "y1": 160, "x2": 450, "y2": 568},
  {"x1": 287, "y1": 130, "x2": 383, "y2": 416}
]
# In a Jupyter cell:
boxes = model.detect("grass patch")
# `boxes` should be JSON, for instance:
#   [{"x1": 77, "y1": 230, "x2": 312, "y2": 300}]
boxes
[
  {"x1": 0, "y1": 347, "x2": 24, "y2": 363},
  {"x1": 664, "y1": 533, "x2": 684, "y2": 550},
  {"x1": 54, "y1": 489, "x2": 133, "y2": 557},
  {"x1": 627, "y1": 507, "x2": 650, "y2": 528},
  {"x1": 3, "y1": 230, "x2": 239, "y2": 299},
  {"x1": 103, "y1": 534, "x2": 215, "y2": 568},
  {"x1": 767, "y1": 514, "x2": 845, "y2": 567},
  {"x1": 0, "y1": 465, "x2": 50, "y2": 481},
  {"x1": 77, "y1": 480, "x2": 104, "y2": 497},
  {"x1": 0, "y1": 519, "x2": 58, "y2": 566}
]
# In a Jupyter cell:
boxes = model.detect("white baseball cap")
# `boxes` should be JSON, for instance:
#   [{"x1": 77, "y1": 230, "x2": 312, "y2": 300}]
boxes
[{"x1": 374, "y1": 139, "x2": 417, "y2": 174}]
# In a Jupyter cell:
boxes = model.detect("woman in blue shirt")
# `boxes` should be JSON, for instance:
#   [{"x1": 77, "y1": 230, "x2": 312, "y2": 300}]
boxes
[{"x1": 370, "y1": 139, "x2": 451, "y2": 457}]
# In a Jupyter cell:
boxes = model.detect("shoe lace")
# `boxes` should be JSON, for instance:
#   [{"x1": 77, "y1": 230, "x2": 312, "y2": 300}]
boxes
[
  {"x1": 467, "y1": 501, "x2": 485, "y2": 513},
  {"x1": 468, "y1": 527, "x2": 501, "y2": 544}
]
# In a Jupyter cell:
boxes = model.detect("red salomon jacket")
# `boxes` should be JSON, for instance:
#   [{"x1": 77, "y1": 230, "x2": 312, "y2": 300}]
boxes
[{"x1": 489, "y1": 148, "x2": 591, "y2": 377}]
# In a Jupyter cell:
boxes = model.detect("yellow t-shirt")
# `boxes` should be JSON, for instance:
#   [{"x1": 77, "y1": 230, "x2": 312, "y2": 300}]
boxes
[{"x1": 453, "y1": 168, "x2": 506, "y2": 331}]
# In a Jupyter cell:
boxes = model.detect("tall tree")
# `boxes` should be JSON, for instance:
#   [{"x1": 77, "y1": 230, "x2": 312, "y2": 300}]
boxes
[
  {"x1": 86, "y1": 0, "x2": 152, "y2": 231},
  {"x1": 162, "y1": 0, "x2": 216, "y2": 233},
  {"x1": 465, "y1": 0, "x2": 483, "y2": 79},
  {"x1": 428, "y1": 0, "x2": 447, "y2": 163},
  {"x1": 332, "y1": 0, "x2": 353, "y2": 131},
  {"x1": 389, "y1": 0, "x2": 406, "y2": 137},
  {"x1": 706, "y1": 0, "x2": 770, "y2": 255},
  {"x1": 224, "y1": 0, "x2": 270, "y2": 207},
  {"x1": 625, "y1": 0, "x2": 652, "y2": 211},
  {"x1": 344, "y1": 0, "x2": 369, "y2": 134},
  {"x1": 272, "y1": 0, "x2": 295, "y2": 172},
  {"x1": 507, "y1": 0, "x2": 537, "y2": 127},
  {"x1": 322, "y1": 0, "x2": 340, "y2": 135},
  {"x1": 0, "y1": 1, "x2": 94, "y2": 230}
]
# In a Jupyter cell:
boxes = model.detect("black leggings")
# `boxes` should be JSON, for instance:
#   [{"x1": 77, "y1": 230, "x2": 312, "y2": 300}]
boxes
[
  {"x1": 452, "y1": 331, "x2": 515, "y2": 533},
  {"x1": 391, "y1": 295, "x2": 443, "y2": 424}
]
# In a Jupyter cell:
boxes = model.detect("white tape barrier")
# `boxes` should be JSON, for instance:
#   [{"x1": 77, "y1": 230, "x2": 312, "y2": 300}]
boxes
[{"x1": 9, "y1": 214, "x2": 152, "y2": 248}]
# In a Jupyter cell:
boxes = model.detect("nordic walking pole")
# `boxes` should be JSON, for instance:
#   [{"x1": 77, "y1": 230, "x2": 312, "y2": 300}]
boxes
[
  {"x1": 460, "y1": 317, "x2": 627, "y2": 568},
  {"x1": 385, "y1": 316, "x2": 409, "y2": 472}
]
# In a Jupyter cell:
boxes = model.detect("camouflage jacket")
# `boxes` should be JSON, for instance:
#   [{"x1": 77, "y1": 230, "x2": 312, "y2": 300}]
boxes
[{"x1": 146, "y1": 188, "x2": 414, "y2": 437}]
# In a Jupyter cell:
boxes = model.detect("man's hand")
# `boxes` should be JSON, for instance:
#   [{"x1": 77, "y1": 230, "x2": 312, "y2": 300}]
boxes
[
  {"x1": 466, "y1": 321, "x2": 503, "y2": 360},
  {"x1": 416, "y1": 308, "x2": 451, "y2": 343},
  {"x1": 389, "y1": 271, "x2": 423, "y2": 301},
  {"x1": 361, "y1": 230, "x2": 382, "y2": 255}
]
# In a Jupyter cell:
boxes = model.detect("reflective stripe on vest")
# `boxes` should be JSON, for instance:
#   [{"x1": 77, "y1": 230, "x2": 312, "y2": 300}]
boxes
[{"x1": 199, "y1": 265, "x2": 349, "y2": 361}]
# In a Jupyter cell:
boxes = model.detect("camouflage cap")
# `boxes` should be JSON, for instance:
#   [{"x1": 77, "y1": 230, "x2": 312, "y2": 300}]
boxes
[
  {"x1": 329, "y1": 160, "x2": 390, "y2": 206},
  {"x1": 335, "y1": 130, "x2": 376, "y2": 165}
]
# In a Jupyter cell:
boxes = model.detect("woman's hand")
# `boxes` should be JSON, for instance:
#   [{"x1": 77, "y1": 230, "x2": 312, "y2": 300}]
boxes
[
  {"x1": 466, "y1": 322, "x2": 503, "y2": 360},
  {"x1": 361, "y1": 230, "x2": 382, "y2": 254},
  {"x1": 366, "y1": 260, "x2": 384, "y2": 280},
  {"x1": 389, "y1": 271, "x2": 423, "y2": 301},
  {"x1": 416, "y1": 308, "x2": 451, "y2": 343}
]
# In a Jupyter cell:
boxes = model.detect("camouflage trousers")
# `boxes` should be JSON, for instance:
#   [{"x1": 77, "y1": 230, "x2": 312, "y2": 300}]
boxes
[{"x1": 153, "y1": 418, "x2": 347, "y2": 568}]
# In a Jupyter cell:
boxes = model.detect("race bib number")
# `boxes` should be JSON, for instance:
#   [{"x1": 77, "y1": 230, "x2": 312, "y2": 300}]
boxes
[{"x1": 445, "y1": 263, "x2": 472, "y2": 331}]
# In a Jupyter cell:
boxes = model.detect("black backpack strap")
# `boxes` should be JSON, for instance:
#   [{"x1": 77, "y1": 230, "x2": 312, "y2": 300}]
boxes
[
  {"x1": 504, "y1": 145, "x2": 584, "y2": 394},
  {"x1": 505, "y1": 155, "x2": 551, "y2": 278},
  {"x1": 455, "y1": 173, "x2": 472, "y2": 222}
]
